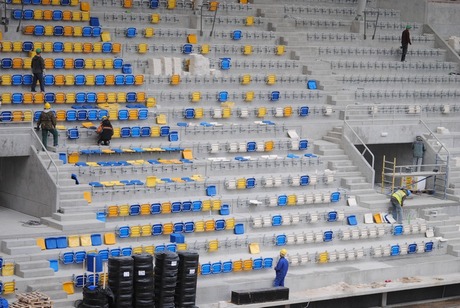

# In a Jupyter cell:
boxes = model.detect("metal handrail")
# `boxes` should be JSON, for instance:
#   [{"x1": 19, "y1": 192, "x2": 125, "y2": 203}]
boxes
[{"x1": 0, "y1": 109, "x2": 60, "y2": 185}]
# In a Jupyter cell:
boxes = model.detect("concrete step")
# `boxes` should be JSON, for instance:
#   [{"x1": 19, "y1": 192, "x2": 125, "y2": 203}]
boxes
[
  {"x1": 436, "y1": 230, "x2": 460, "y2": 239},
  {"x1": 27, "y1": 283, "x2": 69, "y2": 300},
  {"x1": 341, "y1": 176, "x2": 367, "y2": 185},
  {"x1": 40, "y1": 216, "x2": 104, "y2": 232},
  {"x1": 343, "y1": 182, "x2": 373, "y2": 191},
  {"x1": 1, "y1": 238, "x2": 41, "y2": 255},
  {"x1": 16, "y1": 266, "x2": 55, "y2": 278},
  {"x1": 328, "y1": 160, "x2": 353, "y2": 167},
  {"x1": 59, "y1": 199, "x2": 89, "y2": 208},
  {"x1": 17, "y1": 260, "x2": 50, "y2": 271},
  {"x1": 316, "y1": 148, "x2": 345, "y2": 156},
  {"x1": 51, "y1": 212, "x2": 98, "y2": 222},
  {"x1": 331, "y1": 164, "x2": 359, "y2": 172},
  {"x1": 1, "y1": 238, "x2": 37, "y2": 251},
  {"x1": 322, "y1": 135, "x2": 341, "y2": 144},
  {"x1": 327, "y1": 131, "x2": 342, "y2": 139}
]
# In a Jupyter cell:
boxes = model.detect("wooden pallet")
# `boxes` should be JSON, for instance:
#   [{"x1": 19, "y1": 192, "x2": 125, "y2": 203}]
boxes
[{"x1": 10, "y1": 292, "x2": 53, "y2": 308}]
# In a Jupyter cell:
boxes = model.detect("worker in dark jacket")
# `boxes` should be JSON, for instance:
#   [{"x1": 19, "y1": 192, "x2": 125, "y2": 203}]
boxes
[
  {"x1": 391, "y1": 189, "x2": 411, "y2": 224},
  {"x1": 412, "y1": 136, "x2": 426, "y2": 172},
  {"x1": 273, "y1": 249, "x2": 289, "y2": 287},
  {"x1": 401, "y1": 25, "x2": 412, "y2": 62},
  {"x1": 96, "y1": 116, "x2": 113, "y2": 146},
  {"x1": 36, "y1": 103, "x2": 58, "y2": 148},
  {"x1": 31, "y1": 48, "x2": 45, "y2": 92}
]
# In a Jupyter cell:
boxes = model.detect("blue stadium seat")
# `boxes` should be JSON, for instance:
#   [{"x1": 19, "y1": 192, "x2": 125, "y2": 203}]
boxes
[
  {"x1": 138, "y1": 109, "x2": 148, "y2": 120},
  {"x1": 211, "y1": 262, "x2": 222, "y2": 274},
  {"x1": 87, "y1": 110, "x2": 98, "y2": 121},
  {"x1": 60, "y1": 251, "x2": 74, "y2": 264},
  {"x1": 330, "y1": 192, "x2": 340, "y2": 202},
  {"x1": 215, "y1": 219, "x2": 225, "y2": 231},
  {"x1": 140, "y1": 126, "x2": 151, "y2": 137},
  {"x1": 75, "y1": 92, "x2": 86, "y2": 104},
  {"x1": 12, "y1": 75, "x2": 22, "y2": 86},
  {"x1": 95, "y1": 75, "x2": 105, "y2": 86},
  {"x1": 201, "y1": 263, "x2": 211, "y2": 275},
  {"x1": 98, "y1": 109, "x2": 108, "y2": 119},
  {"x1": 300, "y1": 175, "x2": 309, "y2": 186},
  {"x1": 220, "y1": 58, "x2": 231, "y2": 70},
  {"x1": 232, "y1": 30, "x2": 242, "y2": 40},
  {"x1": 182, "y1": 44, "x2": 193, "y2": 54},
  {"x1": 184, "y1": 221, "x2": 194, "y2": 233},
  {"x1": 61, "y1": 0, "x2": 71, "y2": 4},
  {"x1": 56, "y1": 236, "x2": 68, "y2": 248},
  {"x1": 131, "y1": 126, "x2": 141, "y2": 138},
  {"x1": 307, "y1": 80, "x2": 318, "y2": 90},
  {"x1": 222, "y1": 261, "x2": 233, "y2": 273},
  {"x1": 117, "y1": 226, "x2": 130, "y2": 238},
  {"x1": 34, "y1": 25, "x2": 45, "y2": 36},
  {"x1": 393, "y1": 225, "x2": 404, "y2": 236},
  {"x1": 115, "y1": 75, "x2": 124, "y2": 85},
  {"x1": 125, "y1": 75, "x2": 135, "y2": 85},
  {"x1": 253, "y1": 258, "x2": 263, "y2": 270},
  {"x1": 54, "y1": 58, "x2": 64, "y2": 69},
  {"x1": 91, "y1": 234, "x2": 102, "y2": 246},
  {"x1": 82, "y1": 26, "x2": 92, "y2": 37},
  {"x1": 23, "y1": 10, "x2": 34, "y2": 20},
  {"x1": 89, "y1": 17, "x2": 100, "y2": 26},
  {"x1": 44, "y1": 75, "x2": 55, "y2": 86},
  {"x1": 168, "y1": 131, "x2": 179, "y2": 142},
  {"x1": 53, "y1": 41, "x2": 64, "y2": 52},
  {"x1": 390, "y1": 245, "x2": 400, "y2": 256},
  {"x1": 22, "y1": 41, "x2": 34, "y2": 52},
  {"x1": 53, "y1": 10, "x2": 63, "y2": 21},
  {"x1": 120, "y1": 127, "x2": 130, "y2": 138},
  {"x1": 12, "y1": 93, "x2": 23, "y2": 104},
  {"x1": 425, "y1": 241, "x2": 434, "y2": 252},
  {"x1": 126, "y1": 27, "x2": 137, "y2": 38},
  {"x1": 167, "y1": 244, "x2": 177, "y2": 252},
  {"x1": 171, "y1": 202, "x2": 181, "y2": 213},
  {"x1": 234, "y1": 223, "x2": 244, "y2": 234},
  {"x1": 44, "y1": 92, "x2": 55, "y2": 103},
  {"x1": 182, "y1": 201, "x2": 192, "y2": 212},
  {"x1": 299, "y1": 139, "x2": 308, "y2": 150},
  {"x1": 66, "y1": 110, "x2": 77, "y2": 121},
  {"x1": 347, "y1": 215, "x2": 357, "y2": 226},
  {"x1": 151, "y1": 203, "x2": 161, "y2": 215},
  {"x1": 206, "y1": 185, "x2": 217, "y2": 196},
  {"x1": 75, "y1": 75, "x2": 85, "y2": 86},
  {"x1": 275, "y1": 234, "x2": 287, "y2": 246},
  {"x1": 12, "y1": 9, "x2": 23, "y2": 20},
  {"x1": 270, "y1": 91, "x2": 280, "y2": 101},
  {"x1": 278, "y1": 195, "x2": 287, "y2": 206},
  {"x1": 323, "y1": 231, "x2": 333, "y2": 242},
  {"x1": 74, "y1": 59, "x2": 84, "y2": 69},
  {"x1": 152, "y1": 224, "x2": 163, "y2": 236},
  {"x1": 126, "y1": 92, "x2": 137, "y2": 103},
  {"x1": 327, "y1": 211, "x2": 338, "y2": 222},
  {"x1": 102, "y1": 42, "x2": 113, "y2": 53},
  {"x1": 192, "y1": 201, "x2": 202, "y2": 212},
  {"x1": 408, "y1": 243, "x2": 417, "y2": 254},
  {"x1": 218, "y1": 91, "x2": 228, "y2": 102},
  {"x1": 263, "y1": 257, "x2": 273, "y2": 268},
  {"x1": 34, "y1": 111, "x2": 41, "y2": 122},
  {"x1": 129, "y1": 204, "x2": 140, "y2": 216},
  {"x1": 246, "y1": 178, "x2": 256, "y2": 189},
  {"x1": 98, "y1": 249, "x2": 109, "y2": 262},
  {"x1": 272, "y1": 215, "x2": 282, "y2": 226},
  {"x1": 1, "y1": 58, "x2": 12, "y2": 69},
  {"x1": 118, "y1": 109, "x2": 129, "y2": 120},
  {"x1": 45, "y1": 237, "x2": 58, "y2": 249},
  {"x1": 54, "y1": 26, "x2": 64, "y2": 36},
  {"x1": 92, "y1": 27, "x2": 102, "y2": 37},
  {"x1": 1, "y1": 111, "x2": 12, "y2": 121},
  {"x1": 67, "y1": 128, "x2": 79, "y2": 139},
  {"x1": 160, "y1": 126, "x2": 170, "y2": 137},
  {"x1": 150, "y1": 0, "x2": 159, "y2": 8},
  {"x1": 86, "y1": 92, "x2": 97, "y2": 104},
  {"x1": 113, "y1": 58, "x2": 123, "y2": 69},
  {"x1": 247, "y1": 141, "x2": 256, "y2": 152},
  {"x1": 77, "y1": 110, "x2": 87, "y2": 121},
  {"x1": 74, "y1": 251, "x2": 87, "y2": 264},
  {"x1": 22, "y1": 74, "x2": 33, "y2": 85},
  {"x1": 122, "y1": 247, "x2": 132, "y2": 256}
]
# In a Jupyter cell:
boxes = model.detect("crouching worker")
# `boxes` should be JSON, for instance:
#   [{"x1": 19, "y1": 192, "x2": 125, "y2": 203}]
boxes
[
  {"x1": 96, "y1": 116, "x2": 113, "y2": 146},
  {"x1": 391, "y1": 188, "x2": 411, "y2": 224}
]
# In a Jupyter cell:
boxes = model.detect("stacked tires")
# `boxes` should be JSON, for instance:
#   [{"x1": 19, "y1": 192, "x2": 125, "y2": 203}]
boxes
[
  {"x1": 132, "y1": 254, "x2": 154, "y2": 308},
  {"x1": 154, "y1": 251, "x2": 179, "y2": 308},
  {"x1": 108, "y1": 256, "x2": 134, "y2": 308},
  {"x1": 175, "y1": 251, "x2": 199, "y2": 308},
  {"x1": 76, "y1": 285, "x2": 110, "y2": 308}
]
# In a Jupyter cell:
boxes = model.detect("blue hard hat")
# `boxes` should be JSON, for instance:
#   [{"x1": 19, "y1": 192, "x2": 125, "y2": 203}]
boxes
[{"x1": 406, "y1": 189, "x2": 411, "y2": 196}]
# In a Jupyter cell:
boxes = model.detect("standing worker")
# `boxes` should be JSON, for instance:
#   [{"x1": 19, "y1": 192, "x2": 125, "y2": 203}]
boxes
[
  {"x1": 412, "y1": 136, "x2": 426, "y2": 172},
  {"x1": 36, "y1": 103, "x2": 58, "y2": 148},
  {"x1": 273, "y1": 249, "x2": 289, "y2": 287},
  {"x1": 401, "y1": 25, "x2": 412, "y2": 62},
  {"x1": 31, "y1": 48, "x2": 46, "y2": 93},
  {"x1": 391, "y1": 188, "x2": 411, "y2": 224}
]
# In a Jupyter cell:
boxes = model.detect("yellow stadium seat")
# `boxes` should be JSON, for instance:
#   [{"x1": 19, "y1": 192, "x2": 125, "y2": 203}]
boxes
[
  {"x1": 68, "y1": 235, "x2": 80, "y2": 248},
  {"x1": 55, "y1": 75, "x2": 65, "y2": 86},
  {"x1": 276, "y1": 45, "x2": 285, "y2": 55},
  {"x1": 81, "y1": 11, "x2": 90, "y2": 21},
  {"x1": 266, "y1": 74, "x2": 276, "y2": 85},
  {"x1": 64, "y1": 58, "x2": 74, "y2": 69},
  {"x1": 245, "y1": 16, "x2": 254, "y2": 26},
  {"x1": 144, "y1": 27, "x2": 154, "y2": 38},
  {"x1": 109, "y1": 109, "x2": 118, "y2": 120},
  {"x1": 233, "y1": 259, "x2": 243, "y2": 272},
  {"x1": 70, "y1": 0, "x2": 79, "y2": 5},
  {"x1": 167, "y1": 0, "x2": 176, "y2": 9},
  {"x1": 284, "y1": 106, "x2": 293, "y2": 117},
  {"x1": 93, "y1": 42, "x2": 102, "y2": 53},
  {"x1": 80, "y1": 1, "x2": 90, "y2": 11},
  {"x1": 1, "y1": 41, "x2": 12, "y2": 52},
  {"x1": 146, "y1": 97, "x2": 156, "y2": 107},
  {"x1": 240, "y1": 0, "x2": 248, "y2": 3},
  {"x1": 163, "y1": 222, "x2": 174, "y2": 235},
  {"x1": 43, "y1": 41, "x2": 53, "y2": 52},
  {"x1": 112, "y1": 127, "x2": 120, "y2": 138},
  {"x1": 195, "y1": 220, "x2": 205, "y2": 232},
  {"x1": 51, "y1": 0, "x2": 60, "y2": 5},
  {"x1": 62, "y1": 10, "x2": 72, "y2": 21},
  {"x1": 177, "y1": 243, "x2": 187, "y2": 251},
  {"x1": 65, "y1": 75, "x2": 74, "y2": 85},
  {"x1": 12, "y1": 111, "x2": 23, "y2": 122},
  {"x1": 243, "y1": 45, "x2": 252, "y2": 55},
  {"x1": 170, "y1": 74, "x2": 181, "y2": 85},
  {"x1": 241, "y1": 74, "x2": 251, "y2": 85},
  {"x1": 23, "y1": 58, "x2": 32, "y2": 69},
  {"x1": 118, "y1": 204, "x2": 129, "y2": 216},
  {"x1": 1, "y1": 93, "x2": 11, "y2": 104},
  {"x1": 1, "y1": 75, "x2": 12, "y2": 86},
  {"x1": 244, "y1": 91, "x2": 254, "y2": 102},
  {"x1": 257, "y1": 107, "x2": 267, "y2": 118},
  {"x1": 318, "y1": 251, "x2": 329, "y2": 263},
  {"x1": 2, "y1": 281, "x2": 15, "y2": 295},
  {"x1": 34, "y1": 9, "x2": 43, "y2": 20},
  {"x1": 264, "y1": 140, "x2": 274, "y2": 151},
  {"x1": 23, "y1": 25, "x2": 34, "y2": 35},
  {"x1": 104, "y1": 232, "x2": 116, "y2": 245},
  {"x1": 236, "y1": 178, "x2": 246, "y2": 189},
  {"x1": 12, "y1": 41, "x2": 22, "y2": 52},
  {"x1": 200, "y1": 44, "x2": 210, "y2": 54},
  {"x1": 43, "y1": 10, "x2": 53, "y2": 20},
  {"x1": 44, "y1": 25, "x2": 53, "y2": 36},
  {"x1": 123, "y1": 0, "x2": 132, "y2": 8},
  {"x1": 287, "y1": 194, "x2": 297, "y2": 206},
  {"x1": 34, "y1": 93, "x2": 44, "y2": 104},
  {"x1": 207, "y1": 239, "x2": 218, "y2": 252},
  {"x1": 1, "y1": 263, "x2": 14, "y2": 276},
  {"x1": 73, "y1": 42, "x2": 83, "y2": 53},
  {"x1": 54, "y1": 91, "x2": 65, "y2": 104},
  {"x1": 86, "y1": 75, "x2": 95, "y2": 86},
  {"x1": 63, "y1": 281, "x2": 75, "y2": 295},
  {"x1": 187, "y1": 33, "x2": 197, "y2": 44},
  {"x1": 105, "y1": 75, "x2": 115, "y2": 86},
  {"x1": 44, "y1": 58, "x2": 54, "y2": 69},
  {"x1": 23, "y1": 93, "x2": 34, "y2": 104},
  {"x1": 138, "y1": 43, "x2": 148, "y2": 54},
  {"x1": 107, "y1": 92, "x2": 117, "y2": 103},
  {"x1": 133, "y1": 246, "x2": 143, "y2": 254},
  {"x1": 106, "y1": 205, "x2": 118, "y2": 218},
  {"x1": 112, "y1": 43, "x2": 122, "y2": 53},
  {"x1": 151, "y1": 126, "x2": 160, "y2": 137},
  {"x1": 80, "y1": 234, "x2": 91, "y2": 247},
  {"x1": 101, "y1": 59, "x2": 110, "y2": 69},
  {"x1": 97, "y1": 92, "x2": 107, "y2": 104},
  {"x1": 134, "y1": 75, "x2": 144, "y2": 85},
  {"x1": 116, "y1": 92, "x2": 126, "y2": 103},
  {"x1": 64, "y1": 42, "x2": 73, "y2": 53},
  {"x1": 137, "y1": 92, "x2": 146, "y2": 103},
  {"x1": 130, "y1": 225, "x2": 141, "y2": 237},
  {"x1": 144, "y1": 245, "x2": 155, "y2": 255},
  {"x1": 73, "y1": 26, "x2": 83, "y2": 37},
  {"x1": 156, "y1": 114, "x2": 167, "y2": 124},
  {"x1": 140, "y1": 204, "x2": 150, "y2": 215},
  {"x1": 205, "y1": 219, "x2": 215, "y2": 231},
  {"x1": 161, "y1": 202, "x2": 172, "y2": 214},
  {"x1": 243, "y1": 259, "x2": 253, "y2": 271},
  {"x1": 85, "y1": 58, "x2": 94, "y2": 69},
  {"x1": 225, "y1": 218, "x2": 235, "y2": 230},
  {"x1": 63, "y1": 26, "x2": 73, "y2": 37},
  {"x1": 209, "y1": 1, "x2": 219, "y2": 11},
  {"x1": 222, "y1": 107, "x2": 231, "y2": 118},
  {"x1": 151, "y1": 13, "x2": 160, "y2": 24},
  {"x1": 100, "y1": 31, "x2": 111, "y2": 42},
  {"x1": 140, "y1": 224, "x2": 151, "y2": 237},
  {"x1": 211, "y1": 199, "x2": 221, "y2": 211}
]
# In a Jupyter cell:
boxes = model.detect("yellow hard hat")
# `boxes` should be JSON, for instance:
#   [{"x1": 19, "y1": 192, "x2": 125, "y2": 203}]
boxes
[
  {"x1": 101, "y1": 116, "x2": 108, "y2": 120},
  {"x1": 44, "y1": 103, "x2": 51, "y2": 109},
  {"x1": 280, "y1": 249, "x2": 287, "y2": 256}
]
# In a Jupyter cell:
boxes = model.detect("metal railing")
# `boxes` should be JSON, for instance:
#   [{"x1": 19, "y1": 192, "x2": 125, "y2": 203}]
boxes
[{"x1": 0, "y1": 110, "x2": 60, "y2": 185}]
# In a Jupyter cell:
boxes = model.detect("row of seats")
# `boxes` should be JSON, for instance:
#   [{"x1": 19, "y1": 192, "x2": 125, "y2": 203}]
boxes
[
  {"x1": 89, "y1": 174, "x2": 204, "y2": 188},
  {"x1": 355, "y1": 89, "x2": 460, "y2": 100},
  {"x1": 341, "y1": 75, "x2": 460, "y2": 84},
  {"x1": 116, "y1": 218, "x2": 237, "y2": 238},
  {"x1": 371, "y1": 241, "x2": 434, "y2": 257},
  {"x1": 66, "y1": 125, "x2": 175, "y2": 140},
  {"x1": 23, "y1": 25, "x2": 101, "y2": 37},
  {"x1": 6, "y1": 0, "x2": 79, "y2": 5},
  {"x1": 0, "y1": 41, "x2": 121, "y2": 54},
  {"x1": 182, "y1": 106, "x2": 310, "y2": 121},
  {"x1": 54, "y1": 108, "x2": 149, "y2": 122},
  {"x1": 12, "y1": 9, "x2": 89, "y2": 21},
  {"x1": 1, "y1": 57, "x2": 125, "y2": 70},
  {"x1": 318, "y1": 46, "x2": 444, "y2": 57},
  {"x1": 245, "y1": 190, "x2": 339, "y2": 208},
  {"x1": 105, "y1": 199, "x2": 227, "y2": 217},
  {"x1": 3, "y1": 91, "x2": 148, "y2": 104},
  {"x1": 330, "y1": 60, "x2": 457, "y2": 71},
  {"x1": 225, "y1": 174, "x2": 315, "y2": 190},
  {"x1": 37, "y1": 233, "x2": 116, "y2": 250},
  {"x1": 199, "y1": 257, "x2": 273, "y2": 275},
  {"x1": 0, "y1": 74, "x2": 143, "y2": 86}
]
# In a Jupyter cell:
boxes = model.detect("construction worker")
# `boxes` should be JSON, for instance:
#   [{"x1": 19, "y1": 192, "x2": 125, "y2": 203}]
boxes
[
  {"x1": 391, "y1": 188, "x2": 411, "y2": 224},
  {"x1": 412, "y1": 136, "x2": 426, "y2": 172},
  {"x1": 36, "y1": 103, "x2": 58, "y2": 148},
  {"x1": 273, "y1": 249, "x2": 289, "y2": 287}
]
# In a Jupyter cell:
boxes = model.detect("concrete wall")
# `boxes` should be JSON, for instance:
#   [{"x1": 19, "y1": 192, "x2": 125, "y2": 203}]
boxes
[
  {"x1": 377, "y1": 0, "x2": 427, "y2": 23},
  {"x1": 427, "y1": 2, "x2": 460, "y2": 39},
  {"x1": 0, "y1": 128, "x2": 36, "y2": 157},
  {"x1": 0, "y1": 147, "x2": 57, "y2": 218}
]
